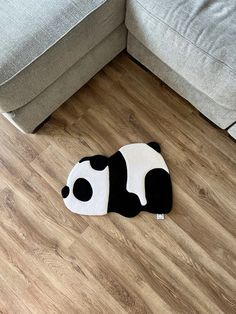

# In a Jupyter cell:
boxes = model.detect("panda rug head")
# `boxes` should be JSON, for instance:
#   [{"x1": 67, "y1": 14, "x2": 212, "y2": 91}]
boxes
[{"x1": 61, "y1": 142, "x2": 172, "y2": 218}]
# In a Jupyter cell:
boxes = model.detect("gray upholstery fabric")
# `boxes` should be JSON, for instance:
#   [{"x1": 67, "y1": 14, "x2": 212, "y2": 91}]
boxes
[
  {"x1": 127, "y1": 33, "x2": 236, "y2": 128},
  {"x1": 3, "y1": 25, "x2": 127, "y2": 133},
  {"x1": 228, "y1": 124, "x2": 236, "y2": 140},
  {"x1": 126, "y1": 0, "x2": 236, "y2": 114},
  {"x1": 0, "y1": 0, "x2": 106, "y2": 85},
  {"x1": 0, "y1": 0, "x2": 125, "y2": 112}
]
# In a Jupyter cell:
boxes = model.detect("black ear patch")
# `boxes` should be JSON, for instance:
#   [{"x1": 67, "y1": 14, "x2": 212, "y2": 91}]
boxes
[
  {"x1": 73, "y1": 178, "x2": 93, "y2": 202},
  {"x1": 148, "y1": 142, "x2": 161, "y2": 153},
  {"x1": 80, "y1": 155, "x2": 108, "y2": 171}
]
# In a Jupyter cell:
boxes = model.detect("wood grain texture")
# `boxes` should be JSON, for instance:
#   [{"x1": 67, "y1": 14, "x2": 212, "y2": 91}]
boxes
[{"x1": 0, "y1": 52, "x2": 235, "y2": 314}]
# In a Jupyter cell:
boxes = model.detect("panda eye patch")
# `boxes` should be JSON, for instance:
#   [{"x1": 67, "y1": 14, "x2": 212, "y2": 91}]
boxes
[{"x1": 73, "y1": 178, "x2": 93, "y2": 202}]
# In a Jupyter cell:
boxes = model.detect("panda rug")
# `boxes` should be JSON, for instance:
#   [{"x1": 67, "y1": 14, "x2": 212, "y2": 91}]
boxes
[{"x1": 61, "y1": 142, "x2": 172, "y2": 218}]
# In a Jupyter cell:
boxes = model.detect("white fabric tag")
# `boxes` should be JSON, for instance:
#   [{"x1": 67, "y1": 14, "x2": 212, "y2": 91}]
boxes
[{"x1": 157, "y1": 214, "x2": 165, "y2": 220}]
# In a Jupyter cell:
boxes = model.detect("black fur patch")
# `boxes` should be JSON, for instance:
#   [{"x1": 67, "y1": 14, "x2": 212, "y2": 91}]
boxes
[
  {"x1": 144, "y1": 168, "x2": 172, "y2": 214},
  {"x1": 80, "y1": 155, "x2": 108, "y2": 171},
  {"x1": 107, "y1": 151, "x2": 142, "y2": 217},
  {"x1": 148, "y1": 142, "x2": 161, "y2": 153},
  {"x1": 73, "y1": 178, "x2": 93, "y2": 202}
]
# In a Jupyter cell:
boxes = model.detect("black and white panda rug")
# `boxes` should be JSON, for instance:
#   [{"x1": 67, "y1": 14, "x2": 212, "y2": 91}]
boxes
[{"x1": 61, "y1": 142, "x2": 172, "y2": 218}]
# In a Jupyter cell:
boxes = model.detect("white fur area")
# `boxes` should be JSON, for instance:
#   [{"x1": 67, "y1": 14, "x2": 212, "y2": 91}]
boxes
[
  {"x1": 119, "y1": 143, "x2": 169, "y2": 206},
  {"x1": 64, "y1": 161, "x2": 109, "y2": 215}
]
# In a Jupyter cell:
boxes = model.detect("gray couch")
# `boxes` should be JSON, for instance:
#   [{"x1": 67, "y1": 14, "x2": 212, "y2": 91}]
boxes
[{"x1": 1, "y1": 0, "x2": 236, "y2": 139}]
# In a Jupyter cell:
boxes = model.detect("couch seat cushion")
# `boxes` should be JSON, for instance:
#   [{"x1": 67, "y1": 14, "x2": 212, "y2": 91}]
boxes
[
  {"x1": 0, "y1": 0, "x2": 125, "y2": 112},
  {"x1": 126, "y1": 0, "x2": 236, "y2": 111}
]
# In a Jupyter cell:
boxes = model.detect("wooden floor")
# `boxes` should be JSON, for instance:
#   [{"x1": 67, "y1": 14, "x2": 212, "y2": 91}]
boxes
[{"x1": 0, "y1": 52, "x2": 235, "y2": 314}]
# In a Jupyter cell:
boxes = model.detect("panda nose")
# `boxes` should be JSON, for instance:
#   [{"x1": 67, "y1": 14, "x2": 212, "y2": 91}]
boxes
[{"x1": 61, "y1": 186, "x2": 70, "y2": 198}]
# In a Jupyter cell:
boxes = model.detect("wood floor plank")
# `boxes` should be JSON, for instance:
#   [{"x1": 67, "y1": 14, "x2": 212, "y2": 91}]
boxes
[
  {"x1": 80, "y1": 222, "x2": 223, "y2": 313},
  {"x1": 0, "y1": 189, "x2": 125, "y2": 314},
  {"x1": 0, "y1": 52, "x2": 235, "y2": 313}
]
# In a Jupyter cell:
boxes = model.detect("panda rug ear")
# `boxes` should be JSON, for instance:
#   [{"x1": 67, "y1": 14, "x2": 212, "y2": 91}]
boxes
[
  {"x1": 80, "y1": 155, "x2": 108, "y2": 171},
  {"x1": 147, "y1": 142, "x2": 161, "y2": 153}
]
